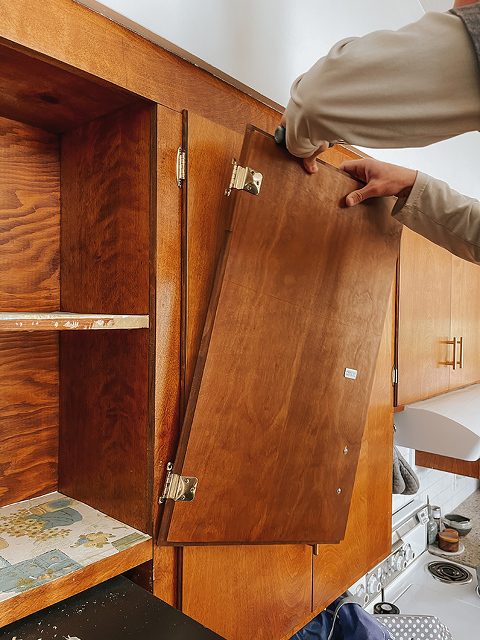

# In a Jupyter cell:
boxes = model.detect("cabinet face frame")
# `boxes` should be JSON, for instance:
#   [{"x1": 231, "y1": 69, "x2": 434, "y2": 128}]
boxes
[{"x1": 0, "y1": 39, "x2": 157, "y2": 625}]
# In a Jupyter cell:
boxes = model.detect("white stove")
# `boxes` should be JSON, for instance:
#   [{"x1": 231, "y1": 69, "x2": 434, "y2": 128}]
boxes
[{"x1": 348, "y1": 500, "x2": 480, "y2": 639}]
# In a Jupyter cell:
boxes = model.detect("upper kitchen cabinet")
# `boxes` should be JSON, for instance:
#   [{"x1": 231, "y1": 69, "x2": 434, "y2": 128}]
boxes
[
  {"x1": 158, "y1": 124, "x2": 401, "y2": 546},
  {"x1": 0, "y1": 39, "x2": 158, "y2": 626},
  {"x1": 396, "y1": 227, "x2": 480, "y2": 406}
]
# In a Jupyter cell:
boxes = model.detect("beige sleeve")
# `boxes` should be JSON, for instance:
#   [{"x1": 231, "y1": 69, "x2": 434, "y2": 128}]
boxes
[
  {"x1": 284, "y1": 11, "x2": 480, "y2": 157},
  {"x1": 392, "y1": 172, "x2": 480, "y2": 265}
]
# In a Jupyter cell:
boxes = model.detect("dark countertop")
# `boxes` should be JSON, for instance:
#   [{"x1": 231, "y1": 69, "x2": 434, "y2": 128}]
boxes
[{"x1": 427, "y1": 489, "x2": 480, "y2": 568}]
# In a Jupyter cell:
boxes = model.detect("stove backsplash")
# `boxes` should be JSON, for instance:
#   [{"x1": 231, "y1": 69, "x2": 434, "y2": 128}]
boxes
[{"x1": 393, "y1": 446, "x2": 480, "y2": 516}]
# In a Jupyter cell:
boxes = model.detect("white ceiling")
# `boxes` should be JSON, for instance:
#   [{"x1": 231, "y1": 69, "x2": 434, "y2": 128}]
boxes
[{"x1": 77, "y1": 0, "x2": 480, "y2": 200}]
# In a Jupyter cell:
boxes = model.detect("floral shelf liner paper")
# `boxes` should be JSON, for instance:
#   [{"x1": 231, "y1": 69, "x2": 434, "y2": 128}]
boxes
[{"x1": 0, "y1": 492, "x2": 150, "y2": 601}]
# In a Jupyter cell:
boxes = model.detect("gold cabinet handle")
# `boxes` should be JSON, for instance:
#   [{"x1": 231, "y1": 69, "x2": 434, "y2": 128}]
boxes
[
  {"x1": 457, "y1": 336, "x2": 464, "y2": 369},
  {"x1": 444, "y1": 337, "x2": 457, "y2": 370}
]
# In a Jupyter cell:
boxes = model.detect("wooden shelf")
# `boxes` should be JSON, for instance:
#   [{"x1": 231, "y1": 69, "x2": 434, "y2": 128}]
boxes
[
  {"x1": 0, "y1": 492, "x2": 152, "y2": 627},
  {"x1": 0, "y1": 313, "x2": 149, "y2": 331}
]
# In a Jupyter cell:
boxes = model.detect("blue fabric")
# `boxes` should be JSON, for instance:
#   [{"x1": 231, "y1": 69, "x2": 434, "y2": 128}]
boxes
[{"x1": 292, "y1": 597, "x2": 395, "y2": 640}]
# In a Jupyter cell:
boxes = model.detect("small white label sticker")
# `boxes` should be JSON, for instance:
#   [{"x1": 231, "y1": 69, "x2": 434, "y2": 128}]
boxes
[{"x1": 344, "y1": 368, "x2": 357, "y2": 380}]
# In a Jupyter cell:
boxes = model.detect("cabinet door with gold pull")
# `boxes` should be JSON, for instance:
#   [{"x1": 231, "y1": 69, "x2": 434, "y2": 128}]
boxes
[
  {"x1": 397, "y1": 227, "x2": 452, "y2": 406},
  {"x1": 449, "y1": 256, "x2": 480, "y2": 388}
]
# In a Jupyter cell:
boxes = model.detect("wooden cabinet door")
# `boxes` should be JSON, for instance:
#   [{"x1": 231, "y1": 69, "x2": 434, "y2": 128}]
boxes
[
  {"x1": 449, "y1": 255, "x2": 480, "y2": 389},
  {"x1": 159, "y1": 125, "x2": 401, "y2": 545},
  {"x1": 396, "y1": 227, "x2": 452, "y2": 405}
]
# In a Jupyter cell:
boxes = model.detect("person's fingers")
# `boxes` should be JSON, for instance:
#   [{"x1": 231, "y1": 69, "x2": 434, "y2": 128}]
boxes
[
  {"x1": 303, "y1": 156, "x2": 319, "y2": 174},
  {"x1": 339, "y1": 160, "x2": 365, "y2": 181},
  {"x1": 302, "y1": 141, "x2": 330, "y2": 174}
]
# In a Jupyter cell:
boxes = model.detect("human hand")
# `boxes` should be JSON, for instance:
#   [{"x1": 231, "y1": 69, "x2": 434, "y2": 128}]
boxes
[
  {"x1": 279, "y1": 115, "x2": 329, "y2": 174},
  {"x1": 339, "y1": 158, "x2": 417, "y2": 207}
]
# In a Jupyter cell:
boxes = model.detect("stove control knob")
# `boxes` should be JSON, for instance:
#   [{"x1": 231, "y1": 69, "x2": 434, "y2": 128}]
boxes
[
  {"x1": 395, "y1": 553, "x2": 406, "y2": 572},
  {"x1": 368, "y1": 574, "x2": 381, "y2": 595},
  {"x1": 403, "y1": 544, "x2": 415, "y2": 564},
  {"x1": 354, "y1": 584, "x2": 368, "y2": 605}
]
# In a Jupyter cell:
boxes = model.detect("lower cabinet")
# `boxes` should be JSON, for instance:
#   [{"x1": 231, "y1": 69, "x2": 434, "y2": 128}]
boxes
[{"x1": 181, "y1": 546, "x2": 313, "y2": 640}]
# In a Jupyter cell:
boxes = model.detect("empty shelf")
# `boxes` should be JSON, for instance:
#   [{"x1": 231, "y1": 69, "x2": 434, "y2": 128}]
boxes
[{"x1": 0, "y1": 312, "x2": 149, "y2": 331}]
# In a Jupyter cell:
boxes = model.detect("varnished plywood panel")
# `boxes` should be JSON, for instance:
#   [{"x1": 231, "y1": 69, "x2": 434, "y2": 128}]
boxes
[
  {"x1": 59, "y1": 330, "x2": 149, "y2": 533},
  {"x1": 182, "y1": 545, "x2": 312, "y2": 640},
  {"x1": 415, "y1": 450, "x2": 480, "y2": 479},
  {"x1": 397, "y1": 227, "x2": 452, "y2": 405},
  {"x1": 0, "y1": 116, "x2": 60, "y2": 311},
  {"x1": 312, "y1": 287, "x2": 394, "y2": 612},
  {"x1": 0, "y1": 41, "x2": 138, "y2": 133},
  {"x1": 152, "y1": 105, "x2": 183, "y2": 606},
  {"x1": 185, "y1": 113, "x2": 242, "y2": 399},
  {"x1": 449, "y1": 255, "x2": 480, "y2": 390},
  {"x1": 162, "y1": 128, "x2": 401, "y2": 544},
  {"x1": 60, "y1": 101, "x2": 152, "y2": 315},
  {"x1": 0, "y1": 332, "x2": 58, "y2": 507}
]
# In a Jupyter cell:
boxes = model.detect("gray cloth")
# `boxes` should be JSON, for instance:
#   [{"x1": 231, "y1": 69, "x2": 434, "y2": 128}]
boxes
[
  {"x1": 393, "y1": 446, "x2": 419, "y2": 495},
  {"x1": 451, "y1": 3, "x2": 480, "y2": 66}
]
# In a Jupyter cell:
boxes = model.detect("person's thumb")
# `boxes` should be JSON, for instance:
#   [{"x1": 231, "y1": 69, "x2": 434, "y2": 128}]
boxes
[{"x1": 345, "y1": 184, "x2": 378, "y2": 207}]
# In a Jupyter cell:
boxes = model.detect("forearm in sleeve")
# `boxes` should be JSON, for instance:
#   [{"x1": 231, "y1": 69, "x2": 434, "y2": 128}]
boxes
[
  {"x1": 392, "y1": 172, "x2": 480, "y2": 265},
  {"x1": 284, "y1": 12, "x2": 480, "y2": 157}
]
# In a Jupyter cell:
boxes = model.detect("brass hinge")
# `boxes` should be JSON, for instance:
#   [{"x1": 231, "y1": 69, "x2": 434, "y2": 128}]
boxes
[
  {"x1": 176, "y1": 147, "x2": 186, "y2": 187},
  {"x1": 225, "y1": 159, "x2": 262, "y2": 196},
  {"x1": 159, "y1": 462, "x2": 198, "y2": 503}
]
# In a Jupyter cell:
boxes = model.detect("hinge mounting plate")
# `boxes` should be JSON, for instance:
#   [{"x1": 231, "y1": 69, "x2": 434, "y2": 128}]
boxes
[
  {"x1": 159, "y1": 462, "x2": 198, "y2": 503},
  {"x1": 225, "y1": 159, "x2": 262, "y2": 196},
  {"x1": 176, "y1": 147, "x2": 186, "y2": 187}
]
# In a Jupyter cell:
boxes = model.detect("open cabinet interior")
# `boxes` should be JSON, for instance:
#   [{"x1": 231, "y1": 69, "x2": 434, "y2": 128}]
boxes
[{"x1": 0, "y1": 41, "x2": 155, "y2": 626}]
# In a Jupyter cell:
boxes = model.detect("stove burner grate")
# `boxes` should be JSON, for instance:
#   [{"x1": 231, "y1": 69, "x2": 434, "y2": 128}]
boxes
[{"x1": 427, "y1": 561, "x2": 472, "y2": 584}]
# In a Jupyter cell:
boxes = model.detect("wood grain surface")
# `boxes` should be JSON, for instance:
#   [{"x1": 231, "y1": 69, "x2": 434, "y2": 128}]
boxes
[
  {"x1": 162, "y1": 128, "x2": 401, "y2": 544},
  {"x1": 184, "y1": 113, "x2": 242, "y2": 399},
  {"x1": 58, "y1": 329, "x2": 150, "y2": 533},
  {"x1": 0, "y1": 116, "x2": 60, "y2": 311},
  {"x1": 449, "y1": 255, "x2": 480, "y2": 389},
  {"x1": 152, "y1": 105, "x2": 183, "y2": 606},
  {"x1": 0, "y1": 40, "x2": 138, "y2": 133},
  {"x1": 312, "y1": 286, "x2": 394, "y2": 614},
  {"x1": 182, "y1": 545, "x2": 312, "y2": 640},
  {"x1": 397, "y1": 227, "x2": 452, "y2": 405},
  {"x1": 60, "y1": 101, "x2": 152, "y2": 315},
  {"x1": 0, "y1": 332, "x2": 58, "y2": 507},
  {"x1": 415, "y1": 450, "x2": 480, "y2": 479}
]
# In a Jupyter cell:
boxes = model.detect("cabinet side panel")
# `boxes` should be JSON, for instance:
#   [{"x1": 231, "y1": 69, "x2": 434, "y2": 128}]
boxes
[
  {"x1": 59, "y1": 329, "x2": 149, "y2": 532},
  {"x1": 60, "y1": 101, "x2": 152, "y2": 315},
  {"x1": 0, "y1": 332, "x2": 58, "y2": 506},
  {"x1": 0, "y1": 115, "x2": 60, "y2": 311}
]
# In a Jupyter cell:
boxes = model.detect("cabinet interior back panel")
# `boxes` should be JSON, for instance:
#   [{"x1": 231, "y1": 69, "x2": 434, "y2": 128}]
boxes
[
  {"x1": 0, "y1": 332, "x2": 58, "y2": 507},
  {"x1": 0, "y1": 116, "x2": 60, "y2": 507},
  {"x1": 0, "y1": 116, "x2": 60, "y2": 311}
]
